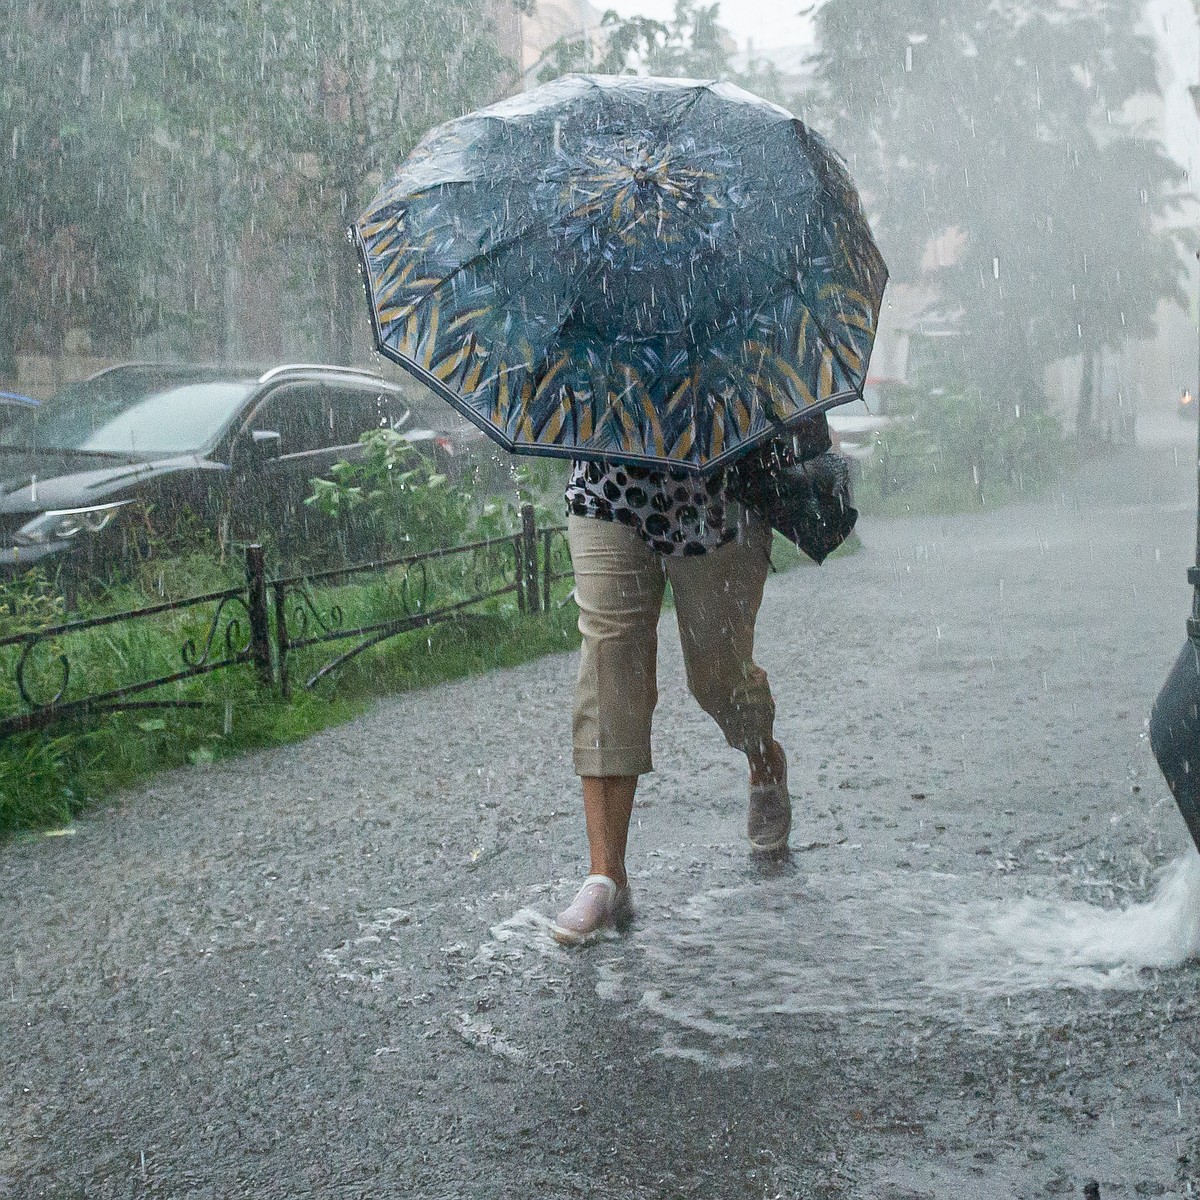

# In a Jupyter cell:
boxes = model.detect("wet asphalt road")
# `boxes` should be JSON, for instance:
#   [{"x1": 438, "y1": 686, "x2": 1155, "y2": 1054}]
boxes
[{"x1": 3, "y1": 435, "x2": 1200, "y2": 1200}]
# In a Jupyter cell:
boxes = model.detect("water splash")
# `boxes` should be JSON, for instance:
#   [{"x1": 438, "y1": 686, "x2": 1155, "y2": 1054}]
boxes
[
  {"x1": 473, "y1": 905, "x2": 564, "y2": 968},
  {"x1": 593, "y1": 853, "x2": 1200, "y2": 1054},
  {"x1": 457, "y1": 857, "x2": 1200, "y2": 1070},
  {"x1": 947, "y1": 852, "x2": 1200, "y2": 993}
]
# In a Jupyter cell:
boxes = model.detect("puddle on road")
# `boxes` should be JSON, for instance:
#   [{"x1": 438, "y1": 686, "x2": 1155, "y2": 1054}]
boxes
[
  {"x1": 618, "y1": 853, "x2": 1200, "y2": 1042},
  {"x1": 470, "y1": 852, "x2": 1200, "y2": 1066}
]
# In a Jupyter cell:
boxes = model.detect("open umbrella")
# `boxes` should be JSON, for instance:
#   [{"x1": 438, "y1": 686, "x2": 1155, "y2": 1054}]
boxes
[
  {"x1": 350, "y1": 74, "x2": 887, "y2": 475},
  {"x1": 1150, "y1": 248, "x2": 1200, "y2": 853}
]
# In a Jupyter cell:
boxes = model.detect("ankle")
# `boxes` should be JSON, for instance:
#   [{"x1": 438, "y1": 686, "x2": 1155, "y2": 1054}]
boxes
[
  {"x1": 589, "y1": 863, "x2": 627, "y2": 888},
  {"x1": 748, "y1": 740, "x2": 786, "y2": 787}
]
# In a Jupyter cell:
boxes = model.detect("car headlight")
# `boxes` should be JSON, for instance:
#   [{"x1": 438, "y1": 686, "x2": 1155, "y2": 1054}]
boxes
[{"x1": 14, "y1": 500, "x2": 130, "y2": 546}]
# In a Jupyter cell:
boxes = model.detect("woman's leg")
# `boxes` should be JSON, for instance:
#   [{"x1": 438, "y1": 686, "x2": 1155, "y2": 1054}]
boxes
[
  {"x1": 568, "y1": 515, "x2": 665, "y2": 781},
  {"x1": 582, "y1": 775, "x2": 638, "y2": 888},
  {"x1": 746, "y1": 739, "x2": 788, "y2": 787},
  {"x1": 666, "y1": 514, "x2": 789, "y2": 846},
  {"x1": 556, "y1": 517, "x2": 664, "y2": 941},
  {"x1": 666, "y1": 513, "x2": 777, "y2": 753}
]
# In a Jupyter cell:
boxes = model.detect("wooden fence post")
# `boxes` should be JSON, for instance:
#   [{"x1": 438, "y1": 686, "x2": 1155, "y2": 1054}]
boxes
[
  {"x1": 520, "y1": 504, "x2": 540, "y2": 615},
  {"x1": 245, "y1": 544, "x2": 273, "y2": 686}
]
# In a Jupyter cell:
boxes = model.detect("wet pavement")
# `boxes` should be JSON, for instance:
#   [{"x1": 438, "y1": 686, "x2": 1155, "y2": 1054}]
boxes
[{"x1": 3, "y1": 435, "x2": 1200, "y2": 1199}]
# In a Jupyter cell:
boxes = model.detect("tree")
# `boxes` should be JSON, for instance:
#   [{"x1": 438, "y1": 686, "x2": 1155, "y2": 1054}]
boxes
[
  {"x1": 537, "y1": 0, "x2": 785, "y2": 102},
  {"x1": 809, "y1": 0, "x2": 1188, "y2": 435},
  {"x1": 0, "y1": 3, "x2": 166, "y2": 375},
  {"x1": 133, "y1": 0, "x2": 527, "y2": 364},
  {"x1": 0, "y1": 1, "x2": 527, "y2": 372}
]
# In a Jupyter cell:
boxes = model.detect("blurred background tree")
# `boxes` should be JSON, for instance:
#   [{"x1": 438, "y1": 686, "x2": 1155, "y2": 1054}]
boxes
[
  {"x1": 808, "y1": 0, "x2": 1189, "y2": 438},
  {"x1": 0, "y1": 0, "x2": 529, "y2": 372},
  {"x1": 0, "y1": 4, "x2": 166, "y2": 377},
  {"x1": 537, "y1": 0, "x2": 785, "y2": 101},
  {"x1": 134, "y1": 0, "x2": 529, "y2": 363}
]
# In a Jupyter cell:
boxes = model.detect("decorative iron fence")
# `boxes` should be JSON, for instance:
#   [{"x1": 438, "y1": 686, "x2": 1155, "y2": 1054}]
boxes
[{"x1": 0, "y1": 506, "x2": 570, "y2": 738}]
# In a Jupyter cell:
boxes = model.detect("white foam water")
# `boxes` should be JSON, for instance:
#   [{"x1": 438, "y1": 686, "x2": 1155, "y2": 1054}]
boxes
[
  {"x1": 603, "y1": 853, "x2": 1200, "y2": 1051},
  {"x1": 942, "y1": 851, "x2": 1200, "y2": 995}
]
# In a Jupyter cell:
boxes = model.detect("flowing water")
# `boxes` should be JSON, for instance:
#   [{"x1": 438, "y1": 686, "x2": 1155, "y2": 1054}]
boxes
[{"x1": 471, "y1": 850, "x2": 1200, "y2": 1066}]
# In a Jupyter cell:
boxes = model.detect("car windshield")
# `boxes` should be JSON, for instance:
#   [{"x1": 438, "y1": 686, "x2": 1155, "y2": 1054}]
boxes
[{"x1": 0, "y1": 372, "x2": 255, "y2": 456}]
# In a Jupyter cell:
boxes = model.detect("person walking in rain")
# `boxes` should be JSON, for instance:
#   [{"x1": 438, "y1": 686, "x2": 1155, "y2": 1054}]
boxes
[
  {"x1": 550, "y1": 458, "x2": 790, "y2": 946},
  {"x1": 350, "y1": 76, "x2": 885, "y2": 949}
]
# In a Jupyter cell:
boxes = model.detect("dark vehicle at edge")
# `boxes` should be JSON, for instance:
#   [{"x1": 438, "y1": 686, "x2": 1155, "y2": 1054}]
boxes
[{"x1": 0, "y1": 362, "x2": 487, "y2": 580}]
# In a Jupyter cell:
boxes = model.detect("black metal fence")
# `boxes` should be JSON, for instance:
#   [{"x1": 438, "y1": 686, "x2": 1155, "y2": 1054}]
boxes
[{"x1": 0, "y1": 505, "x2": 572, "y2": 738}]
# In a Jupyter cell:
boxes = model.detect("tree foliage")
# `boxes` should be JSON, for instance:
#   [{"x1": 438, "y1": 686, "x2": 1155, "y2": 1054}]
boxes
[
  {"x1": 537, "y1": 1, "x2": 785, "y2": 102},
  {"x1": 0, "y1": 4, "x2": 166, "y2": 372},
  {"x1": 0, "y1": 0, "x2": 525, "y2": 370},
  {"x1": 809, "y1": 0, "x2": 1188, "y2": 429}
]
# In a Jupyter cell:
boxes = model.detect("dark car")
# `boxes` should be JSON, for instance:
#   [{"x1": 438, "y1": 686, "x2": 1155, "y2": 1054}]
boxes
[
  {"x1": 0, "y1": 362, "x2": 490, "y2": 578},
  {"x1": 0, "y1": 390, "x2": 39, "y2": 434},
  {"x1": 0, "y1": 390, "x2": 39, "y2": 410}
]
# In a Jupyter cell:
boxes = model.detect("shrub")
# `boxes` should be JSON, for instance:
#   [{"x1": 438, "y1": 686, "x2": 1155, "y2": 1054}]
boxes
[
  {"x1": 853, "y1": 356, "x2": 1065, "y2": 515},
  {"x1": 304, "y1": 429, "x2": 565, "y2": 556},
  {"x1": 0, "y1": 570, "x2": 66, "y2": 638}
]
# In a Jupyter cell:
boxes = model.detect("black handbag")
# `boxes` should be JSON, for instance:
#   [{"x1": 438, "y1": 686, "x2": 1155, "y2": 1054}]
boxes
[{"x1": 727, "y1": 415, "x2": 858, "y2": 565}]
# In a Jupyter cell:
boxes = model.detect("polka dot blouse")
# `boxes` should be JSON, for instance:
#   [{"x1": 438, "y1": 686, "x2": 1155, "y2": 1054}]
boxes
[{"x1": 565, "y1": 459, "x2": 737, "y2": 556}]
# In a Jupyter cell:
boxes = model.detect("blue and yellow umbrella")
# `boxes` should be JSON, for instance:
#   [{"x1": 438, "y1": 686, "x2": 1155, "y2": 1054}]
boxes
[{"x1": 351, "y1": 74, "x2": 887, "y2": 475}]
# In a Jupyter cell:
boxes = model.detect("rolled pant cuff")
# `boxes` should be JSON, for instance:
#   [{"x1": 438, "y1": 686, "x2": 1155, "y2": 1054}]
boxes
[{"x1": 573, "y1": 745, "x2": 653, "y2": 778}]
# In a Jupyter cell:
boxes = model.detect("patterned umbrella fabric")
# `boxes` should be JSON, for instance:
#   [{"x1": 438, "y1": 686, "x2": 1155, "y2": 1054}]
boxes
[{"x1": 351, "y1": 74, "x2": 887, "y2": 475}]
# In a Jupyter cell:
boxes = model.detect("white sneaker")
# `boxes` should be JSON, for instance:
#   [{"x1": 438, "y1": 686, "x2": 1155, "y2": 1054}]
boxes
[{"x1": 551, "y1": 874, "x2": 633, "y2": 946}]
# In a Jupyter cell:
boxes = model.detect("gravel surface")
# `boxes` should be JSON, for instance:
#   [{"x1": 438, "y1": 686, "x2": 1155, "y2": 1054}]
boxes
[{"x1": 3, "y1": 438, "x2": 1200, "y2": 1199}]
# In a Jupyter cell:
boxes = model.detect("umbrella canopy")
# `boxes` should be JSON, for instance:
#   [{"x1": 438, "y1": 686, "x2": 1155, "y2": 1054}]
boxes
[{"x1": 351, "y1": 74, "x2": 887, "y2": 475}]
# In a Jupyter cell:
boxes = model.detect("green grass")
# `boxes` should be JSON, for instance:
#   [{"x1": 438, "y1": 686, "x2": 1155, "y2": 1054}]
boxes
[{"x1": 0, "y1": 599, "x2": 581, "y2": 835}]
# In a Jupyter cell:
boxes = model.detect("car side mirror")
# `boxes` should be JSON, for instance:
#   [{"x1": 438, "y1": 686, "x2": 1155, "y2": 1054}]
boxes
[{"x1": 250, "y1": 429, "x2": 282, "y2": 464}]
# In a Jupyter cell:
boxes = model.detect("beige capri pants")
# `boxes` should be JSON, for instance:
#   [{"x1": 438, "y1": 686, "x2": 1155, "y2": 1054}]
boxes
[{"x1": 568, "y1": 511, "x2": 777, "y2": 778}]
